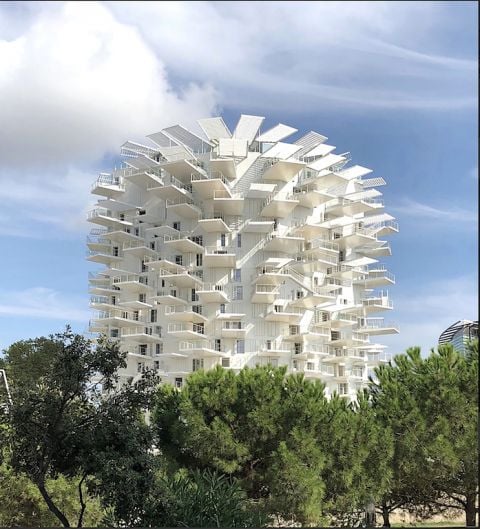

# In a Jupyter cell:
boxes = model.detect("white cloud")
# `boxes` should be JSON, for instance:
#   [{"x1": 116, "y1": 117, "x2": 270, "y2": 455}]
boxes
[
  {"x1": 109, "y1": 1, "x2": 477, "y2": 113},
  {"x1": 390, "y1": 198, "x2": 477, "y2": 223},
  {"x1": 0, "y1": 287, "x2": 90, "y2": 322},
  {"x1": 0, "y1": 2, "x2": 216, "y2": 170},
  {"x1": 379, "y1": 275, "x2": 478, "y2": 356}
]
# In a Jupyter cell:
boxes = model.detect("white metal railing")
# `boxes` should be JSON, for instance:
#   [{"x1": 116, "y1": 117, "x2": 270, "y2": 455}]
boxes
[
  {"x1": 267, "y1": 305, "x2": 304, "y2": 315},
  {"x1": 363, "y1": 220, "x2": 399, "y2": 233},
  {"x1": 204, "y1": 246, "x2": 236, "y2": 255},
  {"x1": 163, "y1": 233, "x2": 204, "y2": 246},
  {"x1": 91, "y1": 173, "x2": 124, "y2": 191},
  {"x1": 254, "y1": 285, "x2": 279, "y2": 294},
  {"x1": 113, "y1": 274, "x2": 149, "y2": 286},
  {"x1": 153, "y1": 289, "x2": 182, "y2": 299},
  {"x1": 293, "y1": 253, "x2": 338, "y2": 265},
  {"x1": 213, "y1": 189, "x2": 235, "y2": 199},
  {"x1": 358, "y1": 319, "x2": 398, "y2": 331},
  {"x1": 199, "y1": 283, "x2": 227, "y2": 292},
  {"x1": 121, "y1": 327, "x2": 161, "y2": 338},
  {"x1": 167, "y1": 323, "x2": 205, "y2": 334},
  {"x1": 367, "y1": 269, "x2": 395, "y2": 283},
  {"x1": 222, "y1": 321, "x2": 244, "y2": 330},
  {"x1": 165, "y1": 305, "x2": 203, "y2": 316},
  {"x1": 178, "y1": 340, "x2": 218, "y2": 352},
  {"x1": 304, "y1": 237, "x2": 339, "y2": 252},
  {"x1": 166, "y1": 197, "x2": 201, "y2": 209},
  {"x1": 90, "y1": 296, "x2": 109, "y2": 304},
  {"x1": 191, "y1": 171, "x2": 229, "y2": 185}
]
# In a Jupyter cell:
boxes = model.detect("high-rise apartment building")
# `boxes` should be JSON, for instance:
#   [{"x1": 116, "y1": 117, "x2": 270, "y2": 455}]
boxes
[{"x1": 87, "y1": 115, "x2": 398, "y2": 400}]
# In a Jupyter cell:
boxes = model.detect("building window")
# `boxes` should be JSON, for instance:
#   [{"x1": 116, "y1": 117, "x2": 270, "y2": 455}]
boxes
[
  {"x1": 175, "y1": 255, "x2": 183, "y2": 266},
  {"x1": 196, "y1": 253, "x2": 203, "y2": 267},
  {"x1": 137, "y1": 362, "x2": 145, "y2": 373},
  {"x1": 139, "y1": 293, "x2": 146, "y2": 303},
  {"x1": 174, "y1": 377, "x2": 183, "y2": 388},
  {"x1": 110, "y1": 329, "x2": 119, "y2": 338},
  {"x1": 150, "y1": 309, "x2": 157, "y2": 323},
  {"x1": 221, "y1": 357, "x2": 230, "y2": 368},
  {"x1": 173, "y1": 221, "x2": 181, "y2": 231},
  {"x1": 307, "y1": 362, "x2": 315, "y2": 371},
  {"x1": 133, "y1": 310, "x2": 139, "y2": 321},
  {"x1": 233, "y1": 286, "x2": 243, "y2": 300},
  {"x1": 215, "y1": 339, "x2": 221, "y2": 352},
  {"x1": 235, "y1": 340, "x2": 245, "y2": 354},
  {"x1": 155, "y1": 343, "x2": 163, "y2": 355},
  {"x1": 192, "y1": 358, "x2": 204, "y2": 372},
  {"x1": 294, "y1": 343, "x2": 302, "y2": 355},
  {"x1": 220, "y1": 233, "x2": 226, "y2": 247},
  {"x1": 191, "y1": 288, "x2": 198, "y2": 302},
  {"x1": 219, "y1": 303, "x2": 226, "y2": 314},
  {"x1": 139, "y1": 344, "x2": 147, "y2": 355},
  {"x1": 154, "y1": 360, "x2": 160, "y2": 371},
  {"x1": 237, "y1": 234, "x2": 242, "y2": 248},
  {"x1": 233, "y1": 269, "x2": 241, "y2": 282},
  {"x1": 141, "y1": 260, "x2": 147, "y2": 272}
]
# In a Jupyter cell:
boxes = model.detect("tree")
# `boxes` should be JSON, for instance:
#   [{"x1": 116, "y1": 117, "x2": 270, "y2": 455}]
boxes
[
  {"x1": 370, "y1": 343, "x2": 479, "y2": 527},
  {"x1": 153, "y1": 365, "x2": 354, "y2": 525},
  {"x1": 2, "y1": 327, "x2": 159, "y2": 527}
]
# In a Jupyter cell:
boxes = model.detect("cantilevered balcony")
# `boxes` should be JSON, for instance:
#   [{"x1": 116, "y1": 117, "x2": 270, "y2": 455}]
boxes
[
  {"x1": 91, "y1": 173, "x2": 125, "y2": 198},
  {"x1": 197, "y1": 284, "x2": 229, "y2": 303},
  {"x1": 204, "y1": 246, "x2": 236, "y2": 268},
  {"x1": 291, "y1": 286, "x2": 337, "y2": 309},
  {"x1": 87, "y1": 208, "x2": 133, "y2": 229},
  {"x1": 260, "y1": 193, "x2": 299, "y2": 217},
  {"x1": 166, "y1": 198, "x2": 202, "y2": 219},
  {"x1": 263, "y1": 232, "x2": 304, "y2": 252},
  {"x1": 147, "y1": 174, "x2": 193, "y2": 202},
  {"x1": 167, "y1": 322, "x2": 206, "y2": 339},
  {"x1": 92, "y1": 309, "x2": 143, "y2": 328},
  {"x1": 293, "y1": 343, "x2": 330, "y2": 360},
  {"x1": 157, "y1": 268, "x2": 203, "y2": 288},
  {"x1": 221, "y1": 321, "x2": 252, "y2": 338},
  {"x1": 327, "y1": 264, "x2": 366, "y2": 281},
  {"x1": 112, "y1": 274, "x2": 152, "y2": 293},
  {"x1": 258, "y1": 340, "x2": 291, "y2": 356},
  {"x1": 293, "y1": 185, "x2": 335, "y2": 208},
  {"x1": 198, "y1": 215, "x2": 231, "y2": 233},
  {"x1": 122, "y1": 240, "x2": 158, "y2": 259},
  {"x1": 178, "y1": 340, "x2": 223, "y2": 357},
  {"x1": 301, "y1": 237, "x2": 339, "y2": 258},
  {"x1": 164, "y1": 305, "x2": 207, "y2": 324},
  {"x1": 191, "y1": 172, "x2": 232, "y2": 199},
  {"x1": 212, "y1": 190, "x2": 244, "y2": 215},
  {"x1": 332, "y1": 227, "x2": 381, "y2": 250},
  {"x1": 362, "y1": 291, "x2": 393, "y2": 313},
  {"x1": 289, "y1": 219, "x2": 330, "y2": 241},
  {"x1": 262, "y1": 158, "x2": 305, "y2": 182},
  {"x1": 327, "y1": 331, "x2": 369, "y2": 347},
  {"x1": 251, "y1": 284, "x2": 279, "y2": 303},
  {"x1": 354, "y1": 265, "x2": 395, "y2": 287},
  {"x1": 163, "y1": 233, "x2": 204, "y2": 253},
  {"x1": 290, "y1": 253, "x2": 338, "y2": 273},
  {"x1": 321, "y1": 311, "x2": 358, "y2": 328},
  {"x1": 264, "y1": 305, "x2": 304, "y2": 323},
  {"x1": 365, "y1": 220, "x2": 399, "y2": 237},
  {"x1": 357, "y1": 241, "x2": 392, "y2": 258},
  {"x1": 326, "y1": 196, "x2": 384, "y2": 216},
  {"x1": 150, "y1": 289, "x2": 187, "y2": 306},
  {"x1": 356, "y1": 318, "x2": 399, "y2": 336},
  {"x1": 120, "y1": 326, "x2": 162, "y2": 343},
  {"x1": 89, "y1": 295, "x2": 117, "y2": 311},
  {"x1": 86, "y1": 247, "x2": 123, "y2": 266}
]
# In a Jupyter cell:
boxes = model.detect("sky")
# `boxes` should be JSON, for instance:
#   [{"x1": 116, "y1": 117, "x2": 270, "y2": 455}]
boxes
[{"x1": 0, "y1": 1, "x2": 477, "y2": 355}]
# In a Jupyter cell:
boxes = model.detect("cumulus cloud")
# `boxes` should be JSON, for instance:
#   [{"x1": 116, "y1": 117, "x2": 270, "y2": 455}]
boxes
[{"x1": 0, "y1": 2, "x2": 216, "y2": 170}]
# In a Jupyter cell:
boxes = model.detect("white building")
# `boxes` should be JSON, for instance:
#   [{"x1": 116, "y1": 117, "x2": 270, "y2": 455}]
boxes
[{"x1": 87, "y1": 115, "x2": 399, "y2": 400}]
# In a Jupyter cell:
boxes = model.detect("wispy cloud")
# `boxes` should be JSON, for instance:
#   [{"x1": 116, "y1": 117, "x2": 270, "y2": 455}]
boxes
[
  {"x1": 0, "y1": 287, "x2": 89, "y2": 322},
  {"x1": 391, "y1": 198, "x2": 477, "y2": 223}
]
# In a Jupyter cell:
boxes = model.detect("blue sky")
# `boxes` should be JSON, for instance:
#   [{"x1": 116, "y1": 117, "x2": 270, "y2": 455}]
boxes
[{"x1": 0, "y1": 1, "x2": 477, "y2": 355}]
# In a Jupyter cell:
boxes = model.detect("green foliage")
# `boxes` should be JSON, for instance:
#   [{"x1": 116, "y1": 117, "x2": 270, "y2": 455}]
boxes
[
  {"x1": 0, "y1": 459, "x2": 104, "y2": 527},
  {"x1": 143, "y1": 468, "x2": 268, "y2": 527}
]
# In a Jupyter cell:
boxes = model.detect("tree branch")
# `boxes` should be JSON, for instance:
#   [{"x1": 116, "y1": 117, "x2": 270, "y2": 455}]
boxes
[
  {"x1": 37, "y1": 479, "x2": 71, "y2": 527},
  {"x1": 77, "y1": 472, "x2": 88, "y2": 528}
]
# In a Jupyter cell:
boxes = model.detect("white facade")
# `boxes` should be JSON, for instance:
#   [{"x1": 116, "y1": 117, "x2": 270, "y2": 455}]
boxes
[{"x1": 87, "y1": 115, "x2": 399, "y2": 400}]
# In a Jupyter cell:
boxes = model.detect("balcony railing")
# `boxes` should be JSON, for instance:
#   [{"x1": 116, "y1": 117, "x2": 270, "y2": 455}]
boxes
[{"x1": 167, "y1": 323, "x2": 205, "y2": 334}]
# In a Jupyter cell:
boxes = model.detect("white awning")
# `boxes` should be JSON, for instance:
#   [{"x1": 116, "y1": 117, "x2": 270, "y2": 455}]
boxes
[
  {"x1": 260, "y1": 142, "x2": 302, "y2": 160},
  {"x1": 233, "y1": 114, "x2": 265, "y2": 143},
  {"x1": 337, "y1": 165, "x2": 372, "y2": 180},
  {"x1": 163, "y1": 125, "x2": 213, "y2": 152},
  {"x1": 308, "y1": 154, "x2": 345, "y2": 172},
  {"x1": 198, "y1": 117, "x2": 232, "y2": 141},
  {"x1": 218, "y1": 138, "x2": 248, "y2": 158},
  {"x1": 301, "y1": 143, "x2": 336, "y2": 159},
  {"x1": 146, "y1": 131, "x2": 177, "y2": 148},
  {"x1": 294, "y1": 131, "x2": 328, "y2": 159},
  {"x1": 257, "y1": 123, "x2": 297, "y2": 143},
  {"x1": 125, "y1": 154, "x2": 160, "y2": 170}
]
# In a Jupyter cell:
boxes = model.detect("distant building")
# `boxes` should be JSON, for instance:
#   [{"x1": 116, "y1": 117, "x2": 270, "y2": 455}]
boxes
[{"x1": 438, "y1": 320, "x2": 478, "y2": 353}]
